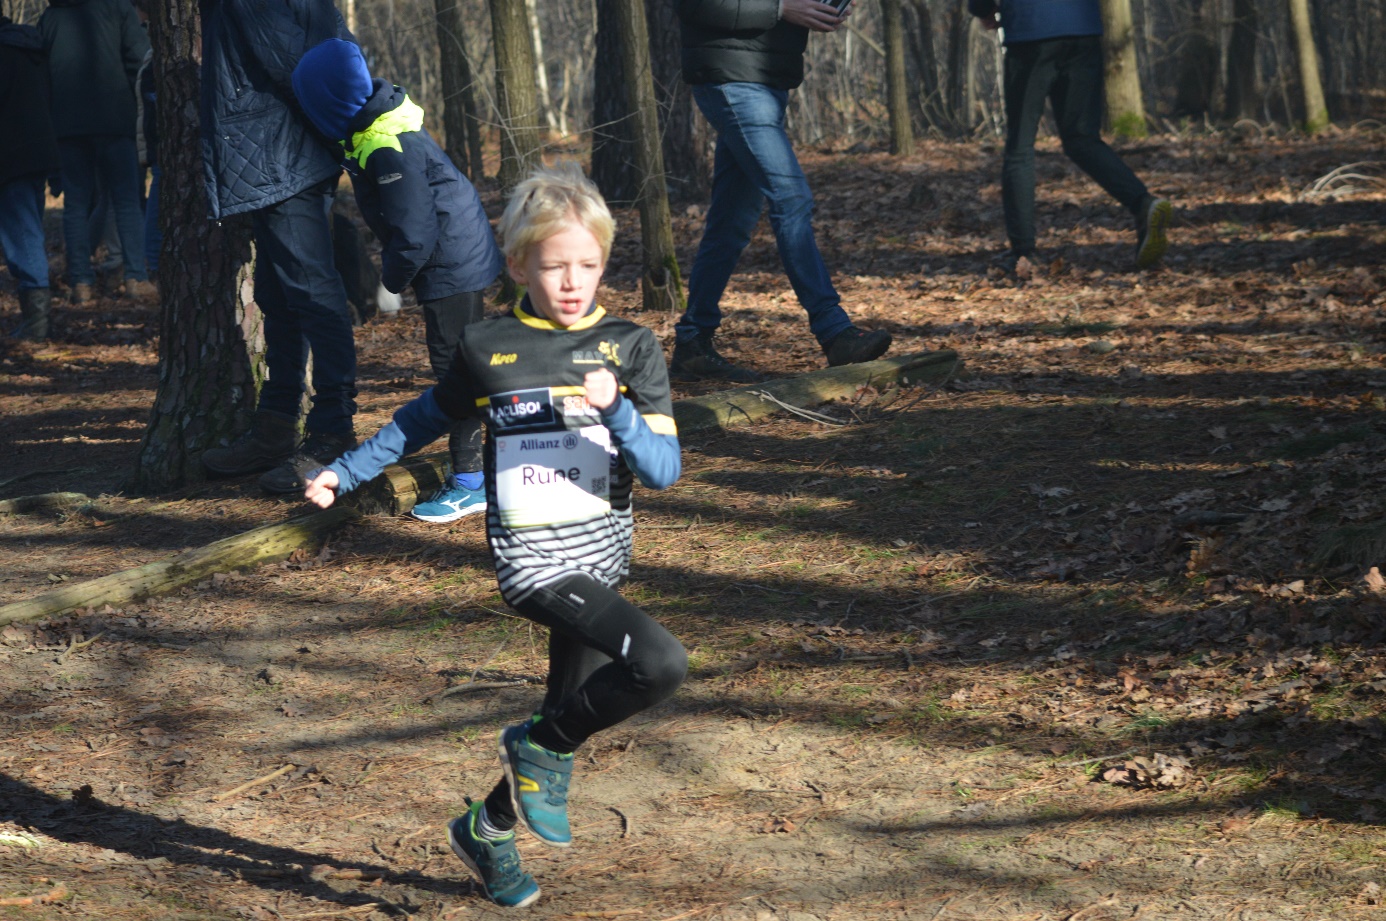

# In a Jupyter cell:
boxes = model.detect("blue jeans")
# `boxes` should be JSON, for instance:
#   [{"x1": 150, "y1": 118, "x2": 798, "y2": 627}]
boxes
[
  {"x1": 57, "y1": 135, "x2": 148, "y2": 284},
  {"x1": 678, "y1": 82, "x2": 851, "y2": 349},
  {"x1": 0, "y1": 175, "x2": 50, "y2": 289},
  {"x1": 145, "y1": 165, "x2": 162, "y2": 274},
  {"x1": 251, "y1": 178, "x2": 357, "y2": 437}
]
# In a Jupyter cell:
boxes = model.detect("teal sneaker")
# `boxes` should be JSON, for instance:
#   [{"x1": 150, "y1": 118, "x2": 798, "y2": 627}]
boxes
[
  {"x1": 500, "y1": 721, "x2": 574, "y2": 847},
  {"x1": 411, "y1": 482, "x2": 487, "y2": 523},
  {"x1": 446, "y1": 801, "x2": 541, "y2": 908}
]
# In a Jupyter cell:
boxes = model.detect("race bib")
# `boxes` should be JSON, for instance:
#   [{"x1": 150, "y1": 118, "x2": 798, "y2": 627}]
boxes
[{"x1": 494, "y1": 425, "x2": 613, "y2": 528}]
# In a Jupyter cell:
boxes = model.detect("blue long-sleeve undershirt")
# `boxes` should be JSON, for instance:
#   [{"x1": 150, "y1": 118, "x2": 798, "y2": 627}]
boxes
[{"x1": 323, "y1": 387, "x2": 680, "y2": 496}]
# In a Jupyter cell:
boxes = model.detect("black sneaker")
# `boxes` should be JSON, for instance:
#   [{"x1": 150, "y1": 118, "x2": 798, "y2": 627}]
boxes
[
  {"x1": 1135, "y1": 197, "x2": 1172, "y2": 270},
  {"x1": 823, "y1": 326, "x2": 891, "y2": 367},
  {"x1": 670, "y1": 334, "x2": 765, "y2": 383},
  {"x1": 202, "y1": 411, "x2": 298, "y2": 477},
  {"x1": 258, "y1": 431, "x2": 356, "y2": 495}
]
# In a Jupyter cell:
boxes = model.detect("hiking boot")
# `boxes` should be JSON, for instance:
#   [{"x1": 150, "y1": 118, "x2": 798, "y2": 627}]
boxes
[
  {"x1": 15, "y1": 288, "x2": 51, "y2": 340},
  {"x1": 1135, "y1": 197, "x2": 1172, "y2": 270},
  {"x1": 411, "y1": 481, "x2": 487, "y2": 523},
  {"x1": 258, "y1": 430, "x2": 356, "y2": 495},
  {"x1": 202, "y1": 411, "x2": 299, "y2": 478},
  {"x1": 823, "y1": 326, "x2": 892, "y2": 367},
  {"x1": 70, "y1": 283, "x2": 95, "y2": 305},
  {"x1": 447, "y1": 801, "x2": 541, "y2": 909},
  {"x1": 670, "y1": 333, "x2": 765, "y2": 383},
  {"x1": 500, "y1": 721, "x2": 573, "y2": 847},
  {"x1": 124, "y1": 278, "x2": 158, "y2": 300}
]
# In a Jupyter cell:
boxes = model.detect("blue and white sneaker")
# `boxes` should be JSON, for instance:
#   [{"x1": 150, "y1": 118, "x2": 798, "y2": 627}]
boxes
[
  {"x1": 447, "y1": 801, "x2": 541, "y2": 908},
  {"x1": 411, "y1": 482, "x2": 487, "y2": 523},
  {"x1": 500, "y1": 721, "x2": 574, "y2": 847}
]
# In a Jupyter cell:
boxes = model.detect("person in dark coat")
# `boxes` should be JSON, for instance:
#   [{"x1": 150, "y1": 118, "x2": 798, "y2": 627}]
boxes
[
  {"x1": 969, "y1": 0, "x2": 1172, "y2": 271},
  {"x1": 0, "y1": 14, "x2": 60, "y2": 338},
  {"x1": 671, "y1": 0, "x2": 891, "y2": 383},
  {"x1": 38, "y1": 0, "x2": 153, "y2": 301},
  {"x1": 197, "y1": 0, "x2": 361, "y2": 495},
  {"x1": 292, "y1": 38, "x2": 504, "y2": 524}
]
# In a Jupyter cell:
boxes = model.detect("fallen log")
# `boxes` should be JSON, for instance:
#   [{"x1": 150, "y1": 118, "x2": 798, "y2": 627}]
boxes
[
  {"x1": 355, "y1": 349, "x2": 960, "y2": 515},
  {"x1": 0, "y1": 506, "x2": 357, "y2": 627},
  {"x1": 0, "y1": 492, "x2": 90, "y2": 515}
]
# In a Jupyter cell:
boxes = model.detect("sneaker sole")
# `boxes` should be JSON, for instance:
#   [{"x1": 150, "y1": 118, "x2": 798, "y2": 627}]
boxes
[
  {"x1": 446, "y1": 819, "x2": 542, "y2": 909},
  {"x1": 499, "y1": 727, "x2": 572, "y2": 848},
  {"x1": 411, "y1": 502, "x2": 487, "y2": 523},
  {"x1": 1136, "y1": 200, "x2": 1173, "y2": 269}
]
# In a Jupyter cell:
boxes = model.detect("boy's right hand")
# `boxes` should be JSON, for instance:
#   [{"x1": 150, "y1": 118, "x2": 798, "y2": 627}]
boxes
[{"x1": 304, "y1": 469, "x2": 340, "y2": 509}]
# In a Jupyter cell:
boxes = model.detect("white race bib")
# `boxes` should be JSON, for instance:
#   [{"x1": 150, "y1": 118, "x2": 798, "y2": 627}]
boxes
[{"x1": 494, "y1": 425, "x2": 613, "y2": 528}]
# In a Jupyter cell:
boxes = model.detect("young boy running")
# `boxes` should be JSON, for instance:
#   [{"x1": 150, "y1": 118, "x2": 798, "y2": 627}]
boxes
[
  {"x1": 303, "y1": 163, "x2": 688, "y2": 908},
  {"x1": 292, "y1": 39, "x2": 504, "y2": 522}
]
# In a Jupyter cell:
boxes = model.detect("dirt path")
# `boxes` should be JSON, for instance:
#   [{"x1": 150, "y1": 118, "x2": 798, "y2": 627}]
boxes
[{"x1": 2, "y1": 131, "x2": 1385, "y2": 920}]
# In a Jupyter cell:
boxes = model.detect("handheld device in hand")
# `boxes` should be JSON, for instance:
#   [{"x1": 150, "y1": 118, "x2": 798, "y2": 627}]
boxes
[{"x1": 826, "y1": 0, "x2": 852, "y2": 14}]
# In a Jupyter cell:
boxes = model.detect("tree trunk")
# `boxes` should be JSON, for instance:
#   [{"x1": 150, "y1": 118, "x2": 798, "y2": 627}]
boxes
[
  {"x1": 591, "y1": 0, "x2": 637, "y2": 205},
  {"x1": 434, "y1": 0, "x2": 485, "y2": 180},
  {"x1": 1172, "y1": 0, "x2": 1216, "y2": 118},
  {"x1": 1287, "y1": 0, "x2": 1329, "y2": 132},
  {"x1": 611, "y1": 0, "x2": 684, "y2": 314},
  {"x1": 883, "y1": 0, "x2": 914, "y2": 155},
  {"x1": 134, "y1": 0, "x2": 260, "y2": 492},
  {"x1": 523, "y1": 0, "x2": 558, "y2": 133},
  {"x1": 945, "y1": 3, "x2": 975, "y2": 135},
  {"x1": 645, "y1": 0, "x2": 709, "y2": 203},
  {"x1": 1098, "y1": 0, "x2": 1147, "y2": 137},
  {"x1": 1224, "y1": 0, "x2": 1258, "y2": 120},
  {"x1": 488, "y1": 0, "x2": 543, "y2": 195}
]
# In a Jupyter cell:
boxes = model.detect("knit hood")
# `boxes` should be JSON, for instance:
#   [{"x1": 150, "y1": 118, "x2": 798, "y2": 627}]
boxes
[{"x1": 292, "y1": 38, "x2": 373, "y2": 141}]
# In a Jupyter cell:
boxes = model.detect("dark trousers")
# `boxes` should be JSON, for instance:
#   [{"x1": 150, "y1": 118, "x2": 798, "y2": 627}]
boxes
[
  {"x1": 57, "y1": 135, "x2": 147, "y2": 284},
  {"x1": 251, "y1": 178, "x2": 357, "y2": 437},
  {"x1": 1001, "y1": 35, "x2": 1150, "y2": 256},
  {"x1": 483, "y1": 573, "x2": 688, "y2": 826},
  {"x1": 422, "y1": 290, "x2": 485, "y2": 473}
]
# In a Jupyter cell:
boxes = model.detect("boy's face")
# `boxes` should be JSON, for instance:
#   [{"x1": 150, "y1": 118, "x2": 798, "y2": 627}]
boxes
[{"x1": 508, "y1": 220, "x2": 606, "y2": 328}]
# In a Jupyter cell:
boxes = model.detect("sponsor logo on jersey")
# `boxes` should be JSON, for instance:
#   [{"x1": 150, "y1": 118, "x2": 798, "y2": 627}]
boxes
[
  {"x1": 488, "y1": 388, "x2": 556, "y2": 431},
  {"x1": 598, "y1": 340, "x2": 622, "y2": 367},
  {"x1": 491, "y1": 353, "x2": 518, "y2": 365},
  {"x1": 562, "y1": 394, "x2": 596, "y2": 416},
  {"x1": 571, "y1": 341, "x2": 624, "y2": 367}
]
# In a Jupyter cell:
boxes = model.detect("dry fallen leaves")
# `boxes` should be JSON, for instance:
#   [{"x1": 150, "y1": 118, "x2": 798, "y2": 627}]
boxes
[{"x1": 1099, "y1": 753, "x2": 1194, "y2": 790}]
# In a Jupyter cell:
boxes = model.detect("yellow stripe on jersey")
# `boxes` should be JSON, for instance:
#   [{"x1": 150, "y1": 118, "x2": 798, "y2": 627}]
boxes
[
  {"x1": 643, "y1": 414, "x2": 677, "y2": 435},
  {"x1": 515, "y1": 302, "x2": 608, "y2": 331}
]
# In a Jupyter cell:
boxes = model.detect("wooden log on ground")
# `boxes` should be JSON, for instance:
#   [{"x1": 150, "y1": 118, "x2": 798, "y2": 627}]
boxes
[
  {"x1": 673, "y1": 349, "x2": 959, "y2": 434},
  {"x1": 353, "y1": 349, "x2": 960, "y2": 515},
  {"x1": 0, "y1": 492, "x2": 90, "y2": 515},
  {"x1": 0, "y1": 506, "x2": 358, "y2": 627}
]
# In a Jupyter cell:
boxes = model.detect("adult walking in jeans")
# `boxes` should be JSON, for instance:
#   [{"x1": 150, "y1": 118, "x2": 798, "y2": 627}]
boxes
[
  {"x1": 969, "y1": 0, "x2": 1171, "y2": 272},
  {"x1": 199, "y1": 0, "x2": 360, "y2": 494},
  {"x1": 671, "y1": 0, "x2": 891, "y2": 383},
  {"x1": 0, "y1": 14, "x2": 61, "y2": 339},
  {"x1": 39, "y1": 0, "x2": 154, "y2": 302}
]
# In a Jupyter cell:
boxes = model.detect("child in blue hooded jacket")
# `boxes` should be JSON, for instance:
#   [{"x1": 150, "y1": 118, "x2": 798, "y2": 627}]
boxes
[{"x1": 293, "y1": 39, "x2": 503, "y2": 522}]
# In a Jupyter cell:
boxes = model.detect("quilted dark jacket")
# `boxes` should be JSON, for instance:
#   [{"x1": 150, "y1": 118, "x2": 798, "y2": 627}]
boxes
[
  {"x1": 0, "y1": 18, "x2": 60, "y2": 185},
  {"x1": 38, "y1": 0, "x2": 148, "y2": 139},
  {"x1": 676, "y1": 0, "x2": 807, "y2": 90},
  {"x1": 199, "y1": 0, "x2": 348, "y2": 218},
  {"x1": 967, "y1": 0, "x2": 1103, "y2": 44},
  {"x1": 331, "y1": 81, "x2": 502, "y2": 300}
]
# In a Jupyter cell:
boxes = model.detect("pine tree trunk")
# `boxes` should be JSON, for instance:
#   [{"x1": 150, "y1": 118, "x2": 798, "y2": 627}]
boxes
[
  {"x1": 1098, "y1": 0, "x2": 1147, "y2": 138},
  {"x1": 945, "y1": 4, "x2": 975, "y2": 135},
  {"x1": 435, "y1": 0, "x2": 484, "y2": 180},
  {"x1": 591, "y1": 0, "x2": 638, "y2": 205},
  {"x1": 1224, "y1": 0, "x2": 1258, "y2": 120},
  {"x1": 644, "y1": 0, "x2": 709, "y2": 202},
  {"x1": 134, "y1": 0, "x2": 260, "y2": 492},
  {"x1": 1287, "y1": 0, "x2": 1329, "y2": 132},
  {"x1": 488, "y1": 0, "x2": 543, "y2": 195},
  {"x1": 611, "y1": 0, "x2": 684, "y2": 314},
  {"x1": 883, "y1": 0, "x2": 914, "y2": 155}
]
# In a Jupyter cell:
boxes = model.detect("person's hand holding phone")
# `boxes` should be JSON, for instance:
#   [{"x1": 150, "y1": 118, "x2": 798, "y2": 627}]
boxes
[{"x1": 781, "y1": 0, "x2": 849, "y2": 32}]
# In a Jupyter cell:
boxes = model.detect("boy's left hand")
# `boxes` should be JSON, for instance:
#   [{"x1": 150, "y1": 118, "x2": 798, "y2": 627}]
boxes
[{"x1": 584, "y1": 368, "x2": 619, "y2": 411}]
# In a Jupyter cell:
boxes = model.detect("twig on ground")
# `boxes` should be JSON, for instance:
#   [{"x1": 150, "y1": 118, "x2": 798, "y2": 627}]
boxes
[
  {"x1": 0, "y1": 884, "x2": 68, "y2": 906},
  {"x1": 1065, "y1": 895, "x2": 1119, "y2": 920},
  {"x1": 1057, "y1": 750, "x2": 1135, "y2": 769},
  {"x1": 609, "y1": 806, "x2": 632, "y2": 838},
  {"x1": 437, "y1": 680, "x2": 527, "y2": 699},
  {"x1": 56, "y1": 630, "x2": 105, "y2": 664},
  {"x1": 213, "y1": 763, "x2": 295, "y2": 802},
  {"x1": 747, "y1": 390, "x2": 849, "y2": 426}
]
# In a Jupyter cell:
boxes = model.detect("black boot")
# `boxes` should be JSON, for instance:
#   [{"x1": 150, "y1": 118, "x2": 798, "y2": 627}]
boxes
[
  {"x1": 202, "y1": 411, "x2": 299, "y2": 477},
  {"x1": 15, "y1": 287, "x2": 51, "y2": 340},
  {"x1": 258, "y1": 430, "x2": 357, "y2": 495},
  {"x1": 669, "y1": 333, "x2": 765, "y2": 383},
  {"x1": 823, "y1": 326, "x2": 892, "y2": 367}
]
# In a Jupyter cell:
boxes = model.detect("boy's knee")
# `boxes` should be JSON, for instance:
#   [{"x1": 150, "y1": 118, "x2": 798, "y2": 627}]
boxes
[{"x1": 642, "y1": 640, "x2": 688, "y2": 705}]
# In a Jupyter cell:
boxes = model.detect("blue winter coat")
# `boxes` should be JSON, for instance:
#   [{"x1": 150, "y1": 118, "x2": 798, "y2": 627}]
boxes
[
  {"x1": 199, "y1": 0, "x2": 350, "y2": 219},
  {"x1": 968, "y1": 0, "x2": 1103, "y2": 45},
  {"x1": 325, "y1": 81, "x2": 501, "y2": 300}
]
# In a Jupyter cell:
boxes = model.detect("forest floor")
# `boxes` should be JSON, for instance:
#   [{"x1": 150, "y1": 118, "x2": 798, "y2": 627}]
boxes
[{"x1": 2, "y1": 128, "x2": 1386, "y2": 921}]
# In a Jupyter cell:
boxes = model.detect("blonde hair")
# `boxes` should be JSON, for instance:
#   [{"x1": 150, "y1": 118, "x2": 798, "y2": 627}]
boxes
[{"x1": 498, "y1": 161, "x2": 616, "y2": 263}]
